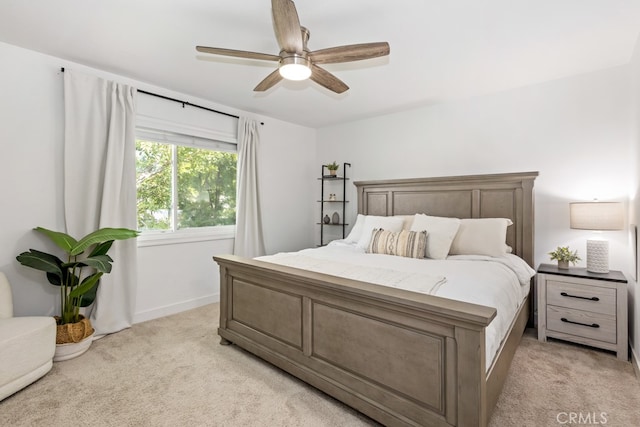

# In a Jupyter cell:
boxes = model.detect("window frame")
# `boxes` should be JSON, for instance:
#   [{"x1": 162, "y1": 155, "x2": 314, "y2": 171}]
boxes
[{"x1": 135, "y1": 119, "x2": 238, "y2": 247}]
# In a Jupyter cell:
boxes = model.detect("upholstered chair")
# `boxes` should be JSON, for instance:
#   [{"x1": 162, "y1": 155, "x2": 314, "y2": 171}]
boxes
[{"x1": 0, "y1": 272, "x2": 56, "y2": 401}]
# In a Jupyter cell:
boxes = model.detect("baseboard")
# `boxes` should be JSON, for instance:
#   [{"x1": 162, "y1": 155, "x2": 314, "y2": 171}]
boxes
[
  {"x1": 632, "y1": 344, "x2": 640, "y2": 383},
  {"x1": 133, "y1": 294, "x2": 220, "y2": 324}
]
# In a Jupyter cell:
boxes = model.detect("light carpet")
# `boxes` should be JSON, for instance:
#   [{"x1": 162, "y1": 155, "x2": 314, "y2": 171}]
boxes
[{"x1": 0, "y1": 303, "x2": 638, "y2": 427}]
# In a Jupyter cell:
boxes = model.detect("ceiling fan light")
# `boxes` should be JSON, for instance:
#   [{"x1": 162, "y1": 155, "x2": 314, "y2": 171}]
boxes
[
  {"x1": 279, "y1": 55, "x2": 312, "y2": 81},
  {"x1": 279, "y1": 63, "x2": 311, "y2": 80}
]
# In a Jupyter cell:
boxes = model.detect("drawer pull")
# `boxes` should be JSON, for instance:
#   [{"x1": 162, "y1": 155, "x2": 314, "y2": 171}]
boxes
[
  {"x1": 560, "y1": 317, "x2": 600, "y2": 328},
  {"x1": 560, "y1": 292, "x2": 599, "y2": 302}
]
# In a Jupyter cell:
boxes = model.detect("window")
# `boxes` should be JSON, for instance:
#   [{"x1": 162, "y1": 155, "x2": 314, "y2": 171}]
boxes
[{"x1": 136, "y1": 128, "x2": 237, "y2": 242}]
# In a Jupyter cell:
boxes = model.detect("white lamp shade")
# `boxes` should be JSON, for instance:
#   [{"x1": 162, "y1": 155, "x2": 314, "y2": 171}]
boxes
[{"x1": 569, "y1": 202, "x2": 623, "y2": 231}]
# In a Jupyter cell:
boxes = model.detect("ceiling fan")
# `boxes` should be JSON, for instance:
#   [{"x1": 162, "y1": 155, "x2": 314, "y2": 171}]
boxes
[{"x1": 196, "y1": 0, "x2": 390, "y2": 94}]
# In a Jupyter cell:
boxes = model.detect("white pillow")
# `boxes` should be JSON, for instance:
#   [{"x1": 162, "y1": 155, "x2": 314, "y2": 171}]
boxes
[
  {"x1": 395, "y1": 214, "x2": 416, "y2": 230},
  {"x1": 356, "y1": 215, "x2": 405, "y2": 249},
  {"x1": 344, "y1": 214, "x2": 366, "y2": 243},
  {"x1": 409, "y1": 214, "x2": 461, "y2": 259},
  {"x1": 449, "y1": 218, "x2": 513, "y2": 258}
]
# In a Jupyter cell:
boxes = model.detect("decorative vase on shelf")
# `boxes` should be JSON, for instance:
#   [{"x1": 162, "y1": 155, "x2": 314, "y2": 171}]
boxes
[
  {"x1": 323, "y1": 215, "x2": 330, "y2": 224},
  {"x1": 557, "y1": 260, "x2": 569, "y2": 270},
  {"x1": 332, "y1": 212, "x2": 340, "y2": 224}
]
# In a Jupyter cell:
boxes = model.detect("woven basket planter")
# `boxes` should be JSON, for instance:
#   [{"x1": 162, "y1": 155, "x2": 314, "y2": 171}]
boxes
[{"x1": 55, "y1": 315, "x2": 95, "y2": 344}]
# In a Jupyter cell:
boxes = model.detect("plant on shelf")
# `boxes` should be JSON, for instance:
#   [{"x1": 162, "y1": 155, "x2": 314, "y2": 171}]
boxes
[
  {"x1": 16, "y1": 227, "x2": 139, "y2": 348},
  {"x1": 326, "y1": 161, "x2": 339, "y2": 176},
  {"x1": 548, "y1": 246, "x2": 580, "y2": 269}
]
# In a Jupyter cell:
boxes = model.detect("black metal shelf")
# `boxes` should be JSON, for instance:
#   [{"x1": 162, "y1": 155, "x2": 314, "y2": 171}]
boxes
[{"x1": 319, "y1": 162, "x2": 351, "y2": 246}]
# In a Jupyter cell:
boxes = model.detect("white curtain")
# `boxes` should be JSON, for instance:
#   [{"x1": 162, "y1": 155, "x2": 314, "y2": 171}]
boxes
[
  {"x1": 63, "y1": 70, "x2": 137, "y2": 337},
  {"x1": 234, "y1": 117, "x2": 265, "y2": 258}
]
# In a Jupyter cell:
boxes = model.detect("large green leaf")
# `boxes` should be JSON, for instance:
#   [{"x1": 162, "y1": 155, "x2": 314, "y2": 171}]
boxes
[
  {"x1": 16, "y1": 249, "x2": 63, "y2": 283},
  {"x1": 89, "y1": 240, "x2": 114, "y2": 257},
  {"x1": 46, "y1": 271, "x2": 63, "y2": 286},
  {"x1": 34, "y1": 227, "x2": 78, "y2": 254},
  {"x1": 70, "y1": 228, "x2": 138, "y2": 256},
  {"x1": 83, "y1": 255, "x2": 114, "y2": 273},
  {"x1": 72, "y1": 273, "x2": 103, "y2": 307},
  {"x1": 75, "y1": 278, "x2": 100, "y2": 307},
  {"x1": 68, "y1": 273, "x2": 102, "y2": 300}
]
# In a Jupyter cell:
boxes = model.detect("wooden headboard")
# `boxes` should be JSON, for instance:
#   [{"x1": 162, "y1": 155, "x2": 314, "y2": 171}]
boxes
[{"x1": 354, "y1": 171, "x2": 538, "y2": 267}]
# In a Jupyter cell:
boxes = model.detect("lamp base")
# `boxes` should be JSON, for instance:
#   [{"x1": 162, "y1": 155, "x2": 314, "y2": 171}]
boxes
[{"x1": 586, "y1": 239, "x2": 609, "y2": 273}]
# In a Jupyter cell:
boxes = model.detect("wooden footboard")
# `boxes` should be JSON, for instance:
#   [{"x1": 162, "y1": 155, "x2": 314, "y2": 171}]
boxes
[{"x1": 215, "y1": 254, "x2": 500, "y2": 427}]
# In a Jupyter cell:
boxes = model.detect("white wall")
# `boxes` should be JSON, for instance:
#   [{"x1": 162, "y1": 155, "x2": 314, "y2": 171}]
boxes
[
  {"x1": 0, "y1": 41, "x2": 317, "y2": 322},
  {"x1": 628, "y1": 33, "x2": 640, "y2": 371},
  {"x1": 0, "y1": 43, "x2": 65, "y2": 318},
  {"x1": 318, "y1": 65, "x2": 634, "y2": 273}
]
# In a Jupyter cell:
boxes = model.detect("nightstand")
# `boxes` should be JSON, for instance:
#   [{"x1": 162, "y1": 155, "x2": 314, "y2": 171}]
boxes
[{"x1": 537, "y1": 263, "x2": 628, "y2": 361}]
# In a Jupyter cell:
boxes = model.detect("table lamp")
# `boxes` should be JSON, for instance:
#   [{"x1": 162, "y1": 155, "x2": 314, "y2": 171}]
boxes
[{"x1": 569, "y1": 201, "x2": 624, "y2": 273}]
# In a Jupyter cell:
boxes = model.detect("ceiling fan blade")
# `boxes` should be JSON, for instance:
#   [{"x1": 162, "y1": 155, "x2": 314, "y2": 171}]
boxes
[
  {"x1": 254, "y1": 69, "x2": 284, "y2": 92},
  {"x1": 309, "y1": 42, "x2": 390, "y2": 64},
  {"x1": 196, "y1": 46, "x2": 280, "y2": 62},
  {"x1": 271, "y1": 0, "x2": 303, "y2": 53},
  {"x1": 310, "y1": 65, "x2": 349, "y2": 94}
]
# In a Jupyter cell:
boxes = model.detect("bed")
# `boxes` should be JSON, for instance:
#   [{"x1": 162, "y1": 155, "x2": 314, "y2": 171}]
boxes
[{"x1": 213, "y1": 171, "x2": 538, "y2": 427}]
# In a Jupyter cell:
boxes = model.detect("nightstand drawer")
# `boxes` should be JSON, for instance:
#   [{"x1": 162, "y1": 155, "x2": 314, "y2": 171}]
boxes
[
  {"x1": 546, "y1": 305, "x2": 616, "y2": 344},
  {"x1": 546, "y1": 280, "x2": 616, "y2": 315}
]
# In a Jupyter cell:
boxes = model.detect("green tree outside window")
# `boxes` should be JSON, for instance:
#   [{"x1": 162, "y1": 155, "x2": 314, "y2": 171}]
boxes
[{"x1": 136, "y1": 139, "x2": 237, "y2": 231}]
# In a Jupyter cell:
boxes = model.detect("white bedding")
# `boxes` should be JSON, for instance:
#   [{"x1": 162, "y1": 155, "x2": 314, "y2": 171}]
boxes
[{"x1": 257, "y1": 242, "x2": 535, "y2": 372}]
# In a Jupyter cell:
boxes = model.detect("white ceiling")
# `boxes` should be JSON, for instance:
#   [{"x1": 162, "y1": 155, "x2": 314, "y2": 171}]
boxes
[{"x1": 1, "y1": 1, "x2": 639, "y2": 128}]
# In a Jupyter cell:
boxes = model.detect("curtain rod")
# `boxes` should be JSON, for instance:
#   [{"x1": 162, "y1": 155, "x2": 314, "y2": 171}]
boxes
[{"x1": 60, "y1": 67, "x2": 263, "y2": 125}]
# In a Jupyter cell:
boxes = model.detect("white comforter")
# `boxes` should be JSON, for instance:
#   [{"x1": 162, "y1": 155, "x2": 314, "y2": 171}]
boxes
[{"x1": 257, "y1": 242, "x2": 535, "y2": 371}]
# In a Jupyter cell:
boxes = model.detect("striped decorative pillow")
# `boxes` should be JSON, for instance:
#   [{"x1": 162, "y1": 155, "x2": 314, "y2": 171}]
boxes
[{"x1": 366, "y1": 228, "x2": 427, "y2": 259}]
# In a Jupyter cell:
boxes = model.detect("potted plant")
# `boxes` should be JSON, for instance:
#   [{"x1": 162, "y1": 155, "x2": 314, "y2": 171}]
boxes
[
  {"x1": 16, "y1": 226, "x2": 138, "y2": 360},
  {"x1": 549, "y1": 246, "x2": 580, "y2": 269},
  {"x1": 326, "y1": 161, "x2": 339, "y2": 176}
]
